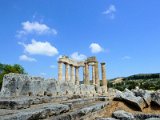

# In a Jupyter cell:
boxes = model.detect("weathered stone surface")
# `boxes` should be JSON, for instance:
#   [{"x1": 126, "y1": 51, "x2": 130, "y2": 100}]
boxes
[
  {"x1": 0, "y1": 96, "x2": 69, "y2": 110},
  {"x1": 112, "y1": 110, "x2": 134, "y2": 120},
  {"x1": 52, "y1": 102, "x2": 109, "y2": 120},
  {"x1": 0, "y1": 73, "x2": 97, "y2": 98},
  {"x1": 0, "y1": 103, "x2": 70, "y2": 120},
  {"x1": 80, "y1": 84, "x2": 96, "y2": 96},
  {"x1": 132, "y1": 89, "x2": 151, "y2": 107},
  {"x1": 151, "y1": 91, "x2": 160, "y2": 106},
  {"x1": 114, "y1": 89, "x2": 146, "y2": 111},
  {"x1": 134, "y1": 113, "x2": 160, "y2": 120},
  {"x1": 145, "y1": 118, "x2": 160, "y2": 120},
  {"x1": 78, "y1": 102, "x2": 108, "y2": 116},
  {"x1": 62, "y1": 98, "x2": 95, "y2": 107},
  {"x1": 96, "y1": 118, "x2": 118, "y2": 120},
  {"x1": 0, "y1": 97, "x2": 31, "y2": 109}
]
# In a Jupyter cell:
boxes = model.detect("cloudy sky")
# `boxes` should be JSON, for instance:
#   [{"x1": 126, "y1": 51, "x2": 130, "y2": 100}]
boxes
[{"x1": 0, "y1": 0, "x2": 160, "y2": 80}]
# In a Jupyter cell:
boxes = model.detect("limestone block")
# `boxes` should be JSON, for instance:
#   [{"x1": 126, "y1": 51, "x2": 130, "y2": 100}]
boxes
[
  {"x1": 112, "y1": 110, "x2": 134, "y2": 120},
  {"x1": 59, "y1": 81, "x2": 76, "y2": 95}
]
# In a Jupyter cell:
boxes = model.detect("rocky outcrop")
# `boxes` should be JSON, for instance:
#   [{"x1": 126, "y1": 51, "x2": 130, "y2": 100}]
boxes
[
  {"x1": 114, "y1": 89, "x2": 146, "y2": 111},
  {"x1": 112, "y1": 110, "x2": 134, "y2": 120}
]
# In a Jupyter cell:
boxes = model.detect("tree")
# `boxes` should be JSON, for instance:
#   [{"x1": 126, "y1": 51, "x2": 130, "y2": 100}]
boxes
[{"x1": 0, "y1": 63, "x2": 26, "y2": 89}]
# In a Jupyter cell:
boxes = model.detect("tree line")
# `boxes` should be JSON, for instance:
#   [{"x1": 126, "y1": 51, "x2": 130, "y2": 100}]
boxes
[{"x1": 108, "y1": 73, "x2": 160, "y2": 91}]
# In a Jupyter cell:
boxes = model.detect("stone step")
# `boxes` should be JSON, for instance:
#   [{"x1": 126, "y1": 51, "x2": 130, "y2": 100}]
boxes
[
  {"x1": 48, "y1": 101, "x2": 109, "y2": 120},
  {"x1": 0, "y1": 96, "x2": 108, "y2": 110},
  {"x1": 0, "y1": 103, "x2": 70, "y2": 120},
  {"x1": 61, "y1": 96, "x2": 108, "y2": 109},
  {"x1": 0, "y1": 100, "x2": 108, "y2": 120},
  {"x1": 0, "y1": 96, "x2": 68, "y2": 110}
]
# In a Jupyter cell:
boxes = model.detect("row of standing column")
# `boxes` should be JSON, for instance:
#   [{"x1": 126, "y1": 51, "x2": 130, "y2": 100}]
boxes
[
  {"x1": 58, "y1": 62, "x2": 107, "y2": 87},
  {"x1": 58, "y1": 62, "x2": 80, "y2": 85},
  {"x1": 83, "y1": 62, "x2": 107, "y2": 87},
  {"x1": 84, "y1": 62, "x2": 100, "y2": 86}
]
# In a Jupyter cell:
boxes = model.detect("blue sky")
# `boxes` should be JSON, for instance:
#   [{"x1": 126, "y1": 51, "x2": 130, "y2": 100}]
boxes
[{"x1": 0, "y1": 0, "x2": 160, "y2": 80}]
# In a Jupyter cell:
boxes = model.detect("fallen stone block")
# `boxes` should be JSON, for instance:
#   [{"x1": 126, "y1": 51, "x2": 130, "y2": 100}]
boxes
[
  {"x1": 134, "y1": 113, "x2": 160, "y2": 120},
  {"x1": 151, "y1": 91, "x2": 160, "y2": 107},
  {"x1": 132, "y1": 89, "x2": 151, "y2": 107},
  {"x1": 114, "y1": 89, "x2": 146, "y2": 111},
  {"x1": 112, "y1": 110, "x2": 134, "y2": 120}
]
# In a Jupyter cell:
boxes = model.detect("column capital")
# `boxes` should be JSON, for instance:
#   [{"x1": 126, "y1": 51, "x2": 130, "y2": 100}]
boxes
[
  {"x1": 75, "y1": 66, "x2": 80, "y2": 69},
  {"x1": 101, "y1": 62, "x2": 106, "y2": 65},
  {"x1": 58, "y1": 61, "x2": 63, "y2": 63},
  {"x1": 64, "y1": 62, "x2": 69, "y2": 65}
]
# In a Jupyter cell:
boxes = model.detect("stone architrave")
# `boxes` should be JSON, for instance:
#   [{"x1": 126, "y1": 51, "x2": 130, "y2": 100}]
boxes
[
  {"x1": 58, "y1": 62, "x2": 63, "y2": 81},
  {"x1": 95, "y1": 62, "x2": 99, "y2": 86},
  {"x1": 101, "y1": 62, "x2": 107, "y2": 87},
  {"x1": 92, "y1": 64, "x2": 95, "y2": 85},
  {"x1": 75, "y1": 66, "x2": 79, "y2": 85},
  {"x1": 65, "y1": 63, "x2": 69, "y2": 81}
]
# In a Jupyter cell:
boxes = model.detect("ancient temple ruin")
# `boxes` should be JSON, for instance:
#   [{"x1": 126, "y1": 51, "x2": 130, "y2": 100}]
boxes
[
  {"x1": 58, "y1": 56, "x2": 107, "y2": 88},
  {"x1": 0, "y1": 56, "x2": 109, "y2": 120}
]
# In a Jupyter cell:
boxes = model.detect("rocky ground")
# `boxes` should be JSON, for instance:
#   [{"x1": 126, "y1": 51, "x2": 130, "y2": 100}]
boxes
[
  {"x1": 0, "y1": 88, "x2": 160, "y2": 120},
  {"x1": 96, "y1": 88, "x2": 160, "y2": 120}
]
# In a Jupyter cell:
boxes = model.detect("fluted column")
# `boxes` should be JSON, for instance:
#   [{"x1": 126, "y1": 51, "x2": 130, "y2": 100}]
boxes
[
  {"x1": 58, "y1": 62, "x2": 63, "y2": 81},
  {"x1": 85, "y1": 63, "x2": 90, "y2": 85},
  {"x1": 92, "y1": 64, "x2": 95, "y2": 85},
  {"x1": 83, "y1": 66, "x2": 86, "y2": 84},
  {"x1": 95, "y1": 62, "x2": 99, "y2": 86},
  {"x1": 101, "y1": 63, "x2": 107, "y2": 87},
  {"x1": 65, "y1": 63, "x2": 69, "y2": 81},
  {"x1": 70, "y1": 65, "x2": 75, "y2": 83},
  {"x1": 75, "y1": 66, "x2": 79, "y2": 85}
]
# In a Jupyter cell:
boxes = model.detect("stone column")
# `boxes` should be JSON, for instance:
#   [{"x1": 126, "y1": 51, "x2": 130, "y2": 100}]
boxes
[
  {"x1": 101, "y1": 63, "x2": 107, "y2": 87},
  {"x1": 83, "y1": 66, "x2": 86, "y2": 84},
  {"x1": 95, "y1": 62, "x2": 99, "y2": 86},
  {"x1": 70, "y1": 65, "x2": 75, "y2": 83},
  {"x1": 58, "y1": 62, "x2": 63, "y2": 81},
  {"x1": 75, "y1": 66, "x2": 79, "y2": 85},
  {"x1": 92, "y1": 64, "x2": 95, "y2": 85},
  {"x1": 65, "y1": 63, "x2": 69, "y2": 81},
  {"x1": 85, "y1": 63, "x2": 90, "y2": 85}
]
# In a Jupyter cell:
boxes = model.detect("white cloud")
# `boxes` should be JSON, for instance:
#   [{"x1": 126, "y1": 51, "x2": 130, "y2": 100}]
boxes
[
  {"x1": 17, "y1": 21, "x2": 57, "y2": 37},
  {"x1": 103, "y1": 4, "x2": 116, "y2": 19},
  {"x1": 20, "y1": 39, "x2": 59, "y2": 56},
  {"x1": 89, "y1": 43, "x2": 104, "y2": 53},
  {"x1": 19, "y1": 54, "x2": 37, "y2": 62},
  {"x1": 70, "y1": 52, "x2": 87, "y2": 61},
  {"x1": 122, "y1": 56, "x2": 131, "y2": 60},
  {"x1": 50, "y1": 65, "x2": 56, "y2": 69}
]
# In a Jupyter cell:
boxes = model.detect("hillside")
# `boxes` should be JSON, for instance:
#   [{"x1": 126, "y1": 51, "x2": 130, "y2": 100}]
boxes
[{"x1": 108, "y1": 73, "x2": 160, "y2": 91}]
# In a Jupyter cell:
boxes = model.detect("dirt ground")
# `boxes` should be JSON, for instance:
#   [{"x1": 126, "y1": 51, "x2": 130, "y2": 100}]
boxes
[{"x1": 102, "y1": 100, "x2": 160, "y2": 117}]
